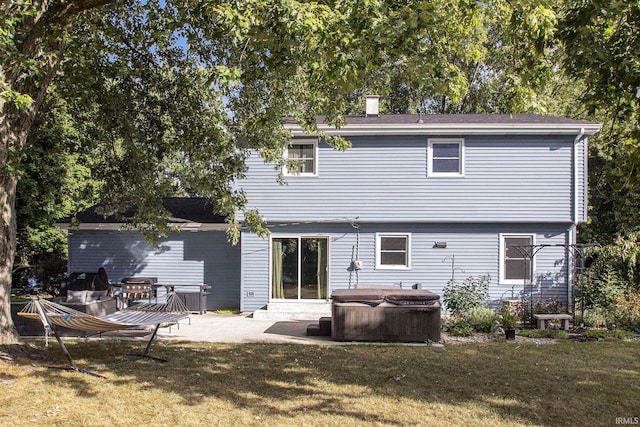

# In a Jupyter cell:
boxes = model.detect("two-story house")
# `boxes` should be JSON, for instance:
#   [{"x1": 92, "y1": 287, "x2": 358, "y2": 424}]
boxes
[{"x1": 61, "y1": 109, "x2": 601, "y2": 318}]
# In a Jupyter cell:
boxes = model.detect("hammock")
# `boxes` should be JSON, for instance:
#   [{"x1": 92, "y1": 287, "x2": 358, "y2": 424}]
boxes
[
  {"x1": 19, "y1": 294, "x2": 189, "y2": 332},
  {"x1": 18, "y1": 293, "x2": 191, "y2": 377}
]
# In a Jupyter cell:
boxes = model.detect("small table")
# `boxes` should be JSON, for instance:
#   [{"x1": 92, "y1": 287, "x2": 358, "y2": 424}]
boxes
[{"x1": 533, "y1": 313, "x2": 572, "y2": 330}]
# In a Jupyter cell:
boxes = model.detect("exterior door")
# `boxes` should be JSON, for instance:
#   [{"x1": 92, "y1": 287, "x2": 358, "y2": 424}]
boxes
[{"x1": 271, "y1": 237, "x2": 328, "y2": 300}]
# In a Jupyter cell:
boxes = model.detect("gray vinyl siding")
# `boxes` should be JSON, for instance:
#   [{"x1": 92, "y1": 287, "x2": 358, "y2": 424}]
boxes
[
  {"x1": 238, "y1": 135, "x2": 581, "y2": 224},
  {"x1": 240, "y1": 231, "x2": 271, "y2": 311},
  {"x1": 239, "y1": 223, "x2": 570, "y2": 312},
  {"x1": 67, "y1": 230, "x2": 241, "y2": 309}
]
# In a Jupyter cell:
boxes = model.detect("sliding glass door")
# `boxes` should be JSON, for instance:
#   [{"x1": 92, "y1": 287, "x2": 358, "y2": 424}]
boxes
[{"x1": 271, "y1": 237, "x2": 328, "y2": 300}]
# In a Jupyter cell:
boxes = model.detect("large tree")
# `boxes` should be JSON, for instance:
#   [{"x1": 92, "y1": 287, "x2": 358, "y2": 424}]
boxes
[
  {"x1": 1, "y1": 0, "x2": 486, "y2": 343},
  {"x1": 1, "y1": 1, "x2": 117, "y2": 344},
  {"x1": 349, "y1": 0, "x2": 562, "y2": 115},
  {"x1": 558, "y1": 1, "x2": 640, "y2": 243}
]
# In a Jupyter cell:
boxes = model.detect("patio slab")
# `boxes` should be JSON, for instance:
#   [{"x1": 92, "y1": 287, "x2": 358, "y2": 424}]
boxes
[{"x1": 155, "y1": 312, "x2": 334, "y2": 344}]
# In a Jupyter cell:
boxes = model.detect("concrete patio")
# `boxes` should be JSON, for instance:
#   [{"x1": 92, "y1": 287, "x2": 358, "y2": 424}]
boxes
[{"x1": 155, "y1": 312, "x2": 333, "y2": 344}]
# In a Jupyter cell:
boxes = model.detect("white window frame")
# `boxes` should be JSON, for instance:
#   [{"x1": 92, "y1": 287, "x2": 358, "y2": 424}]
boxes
[
  {"x1": 375, "y1": 233, "x2": 411, "y2": 270},
  {"x1": 284, "y1": 139, "x2": 318, "y2": 177},
  {"x1": 269, "y1": 234, "x2": 330, "y2": 300},
  {"x1": 499, "y1": 233, "x2": 536, "y2": 285},
  {"x1": 428, "y1": 138, "x2": 465, "y2": 177}
]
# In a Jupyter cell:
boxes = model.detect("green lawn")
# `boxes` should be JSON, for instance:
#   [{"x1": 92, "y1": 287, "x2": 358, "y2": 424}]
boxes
[{"x1": 1, "y1": 340, "x2": 638, "y2": 426}]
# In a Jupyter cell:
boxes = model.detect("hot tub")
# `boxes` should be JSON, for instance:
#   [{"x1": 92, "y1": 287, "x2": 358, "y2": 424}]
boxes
[{"x1": 331, "y1": 288, "x2": 441, "y2": 342}]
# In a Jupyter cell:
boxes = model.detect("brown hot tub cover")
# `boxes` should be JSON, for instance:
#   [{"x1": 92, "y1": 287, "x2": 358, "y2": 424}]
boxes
[
  {"x1": 330, "y1": 288, "x2": 442, "y2": 342},
  {"x1": 331, "y1": 288, "x2": 440, "y2": 307}
]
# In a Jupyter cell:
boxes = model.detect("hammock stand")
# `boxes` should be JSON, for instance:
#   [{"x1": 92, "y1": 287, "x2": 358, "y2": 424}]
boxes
[{"x1": 18, "y1": 293, "x2": 190, "y2": 378}]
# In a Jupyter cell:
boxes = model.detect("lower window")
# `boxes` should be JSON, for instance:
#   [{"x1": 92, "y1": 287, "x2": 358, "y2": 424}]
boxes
[
  {"x1": 376, "y1": 233, "x2": 411, "y2": 269},
  {"x1": 271, "y1": 237, "x2": 328, "y2": 300},
  {"x1": 500, "y1": 234, "x2": 535, "y2": 284}
]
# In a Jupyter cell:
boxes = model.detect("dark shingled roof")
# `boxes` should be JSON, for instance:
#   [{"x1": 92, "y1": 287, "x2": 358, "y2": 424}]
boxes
[
  {"x1": 282, "y1": 114, "x2": 597, "y2": 126},
  {"x1": 62, "y1": 197, "x2": 225, "y2": 224}
]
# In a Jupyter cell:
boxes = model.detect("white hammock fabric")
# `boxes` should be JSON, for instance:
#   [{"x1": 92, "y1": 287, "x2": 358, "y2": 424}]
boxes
[{"x1": 18, "y1": 293, "x2": 190, "y2": 333}]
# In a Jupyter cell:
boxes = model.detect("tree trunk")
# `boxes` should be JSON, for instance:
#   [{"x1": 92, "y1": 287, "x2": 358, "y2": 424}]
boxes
[
  {"x1": 0, "y1": 178, "x2": 19, "y2": 344},
  {"x1": 0, "y1": 90, "x2": 28, "y2": 344},
  {"x1": 0, "y1": 47, "x2": 60, "y2": 343},
  {"x1": 0, "y1": 0, "x2": 116, "y2": 344},
  {"x1": 1, "y1": 67, "x2": 38, "y2": 341},
  {"x1": 0, "y1": 18, "x2": 61, "y2": 344}
]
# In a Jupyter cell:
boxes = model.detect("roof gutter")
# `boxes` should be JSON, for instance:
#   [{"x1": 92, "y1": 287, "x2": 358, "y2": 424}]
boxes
[
  {"x1": 285, "y1": 123, "x2": 603, "y2": 137},
  {"x1": 55, "y1": 223, "x2": 229, "y2": 232}
]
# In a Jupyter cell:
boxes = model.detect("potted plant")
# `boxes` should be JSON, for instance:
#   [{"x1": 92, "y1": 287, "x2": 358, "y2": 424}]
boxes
[{"x1": 499, "y1": 307, "x2": 519, "y2": 340}]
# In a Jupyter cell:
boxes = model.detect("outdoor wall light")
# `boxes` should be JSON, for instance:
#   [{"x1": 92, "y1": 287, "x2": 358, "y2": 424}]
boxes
[{"x1": 434, "y1": 241, "x2": 447, "y2": 248}]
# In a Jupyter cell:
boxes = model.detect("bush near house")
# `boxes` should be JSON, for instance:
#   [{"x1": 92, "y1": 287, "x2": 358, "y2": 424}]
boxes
[
  {"x1": 442, "y1": 317, "x2": 475, "y2": 336},
  {"x1": 533, "y1": 296, "x2": 567, "y2": 314},
  {"x1": 442, "y1": 275, "x2": 490, "y2": 315},
  {"x1": 442, "y1": 275, "x2": 495, "y2": 336},
  {"x1": 579, "y1": 238, "x2": 640, "y2": 332},
  {"x1": 442, "y1": 307, "x2": 501, "y2": 336}
]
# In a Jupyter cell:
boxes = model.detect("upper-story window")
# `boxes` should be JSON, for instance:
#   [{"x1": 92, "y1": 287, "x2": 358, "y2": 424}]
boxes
[
  {"x1": 285, "y1": 140, "x2": 317, "y2": 176},
  {"x1": 428, "y1": 138, "x2": 464, "y2": 177},
  {"x1": 500, "y1": 233, "x2": 535, "y2": 285},
  {"x1": 376, "y1": 233, "x2": 411, "y2": 269}
]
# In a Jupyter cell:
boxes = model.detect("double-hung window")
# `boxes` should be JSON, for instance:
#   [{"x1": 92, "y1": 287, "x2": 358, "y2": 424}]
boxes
[
  {"x1": 376, "y1": 233, "x2": 411, "y2": 269},
  {"x1": 500, "y1": 234, "x2": 535, "y2": 284},
  {"x1": 285, "y1": 140, "x2": 317, "y2": 176},
  {"x1": 428, "y1": 138, "x2": 464, "y2": 177}
]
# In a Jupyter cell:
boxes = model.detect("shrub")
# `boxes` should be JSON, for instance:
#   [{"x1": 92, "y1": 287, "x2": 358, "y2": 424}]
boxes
[
  {"x1": 442, "y1": 275, "x2": 490, "y2": 314},
  {"x1": 581, "y1": 265, "x2": 625, "y2": 311},
  {"x1": 579, "y1": 286, "x2": 640, "y2": 332},
  {"x1": 585, "y1": 233, "x2": 640, "y2": 292},
  {"x1": 578, "y1": 236, "x2": 640, "y2": 332},
  {"x1": 442, "y1": 307, "x2": 500, "y2": 334},
  {"x1": 443, "y1": 318, "x2": 474, "y2": 336},
  {"x1": 464, "y1": 307, "x2": 498, "y2": 333},
  {"x1": 582, "y1": 308, "x2": 611, "y2": 328},
  {"x1": 497, "y1": 306, "x2": 519, "y2": 329},
  {"x1": 533, "y1": 296, "x2": 567, "y2": 314},
  {"x1": 612, "y1": 289, "x2": 640, "y2": 332}
]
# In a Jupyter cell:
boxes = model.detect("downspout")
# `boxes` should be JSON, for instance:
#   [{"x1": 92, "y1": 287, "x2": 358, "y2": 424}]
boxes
[
  {"x1": 573, "y1": 128, "x2": 585, "y2": 226},
  {"x1": 570, "y1": 128, "x2": 585, "y2": 310}
]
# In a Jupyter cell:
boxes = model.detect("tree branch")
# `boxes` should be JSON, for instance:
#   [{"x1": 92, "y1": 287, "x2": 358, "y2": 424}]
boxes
[
  {"x1": 15, "y1": 0, "x2": 116, "y2": 59},
  {"x1": 51, "y1": 0, "x2": 116, "y2": 20}
]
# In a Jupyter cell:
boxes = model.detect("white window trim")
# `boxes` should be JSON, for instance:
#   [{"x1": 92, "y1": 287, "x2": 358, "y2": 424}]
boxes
[
  {"x1": 375, "y1": 233, "x2": 411, "y2": 270},
  {"x1": 428, "y1": 138, "x2": 465, "y2": 177},
  {"x1": 284, "y1": 139, "x2": 318, "y2": 177},
  {"x1": 499, "y1": 233, "x2": 536, "y2": 285}
]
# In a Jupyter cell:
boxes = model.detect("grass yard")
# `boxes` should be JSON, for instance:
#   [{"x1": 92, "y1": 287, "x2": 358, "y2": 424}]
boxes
[{"x1": 0, "y1": 339, "x2": 638, "y2": 426}]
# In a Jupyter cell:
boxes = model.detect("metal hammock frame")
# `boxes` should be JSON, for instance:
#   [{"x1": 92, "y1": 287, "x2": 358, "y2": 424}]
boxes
[{"x1": 18, "y1": 293, "x2": 190, "y2": 378}]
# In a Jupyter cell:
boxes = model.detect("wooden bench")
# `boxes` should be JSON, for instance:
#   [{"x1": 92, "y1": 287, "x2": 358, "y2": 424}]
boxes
[{"x1": 533, "y1": 313, "x2": 572, "y2": 330}]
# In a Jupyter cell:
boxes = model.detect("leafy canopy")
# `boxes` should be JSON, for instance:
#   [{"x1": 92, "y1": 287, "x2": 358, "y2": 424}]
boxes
[{"x1": 5, "y1": 0, "x2": 490, "y2": 244}]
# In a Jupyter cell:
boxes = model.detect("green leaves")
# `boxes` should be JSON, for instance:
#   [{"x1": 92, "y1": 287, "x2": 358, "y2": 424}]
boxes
[
  {"x1": 557, "y1": 1, "x2": 640, "y2": 230},
  {"x1": 6, "y1": 0, "x2": 636, "y2": 252},
  {"x1": 560, "y1": 0, "x2": 640, "y2": 112}
]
